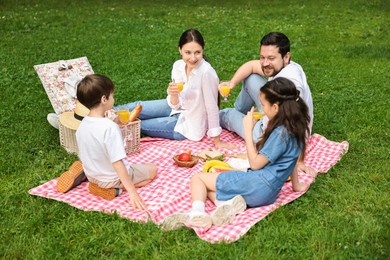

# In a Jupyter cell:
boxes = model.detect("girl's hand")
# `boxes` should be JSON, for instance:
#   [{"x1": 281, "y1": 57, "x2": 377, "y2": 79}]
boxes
[
  {"x1": 128, "y1": 190, "x2": 147, "y2": 211},
  {"x1": 167, "y1": 82, "x2": 180, "y2": 96},
  {"x1": 296, "y1": 161, "x2": 318, "y2": 179},
  {"x1": 243, "y1": 107, "x2": 255, "y2": 133},
  {"x1": 292, "y1": 182, "x2": 310, "y2": 192}
]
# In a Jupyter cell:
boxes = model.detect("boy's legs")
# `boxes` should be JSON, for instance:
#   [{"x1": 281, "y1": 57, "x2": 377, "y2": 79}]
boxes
[
  {"x1": 88, "y1": 183, "x2": 121, "y2": 200},
  {"x1": 57, "y1": 161, "x2": 87, "y2": 193},
  {"x1": 124, "y1": 163, "x2": 157, "y2": 188},
  {"x1": 88, "y1": 163, "x2": 156, "y2": 200}
]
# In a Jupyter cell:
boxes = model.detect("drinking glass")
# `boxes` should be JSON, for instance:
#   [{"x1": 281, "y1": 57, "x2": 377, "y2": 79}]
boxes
[
  {"x1": 172, "y1": 78, "x2": 184, "y2": 92},
  {"x1": 176, "y1": 82, "x2": 184, "y2": 92},
  {"x1": 220, "y1": 85, "x2": 230, "y2": 102},
  {"x1": 253, "y1": 108, "x2": 264, "y2": 121},
  {"x1": 117, "y1": 110, "x2": 130, "y2": 124}
]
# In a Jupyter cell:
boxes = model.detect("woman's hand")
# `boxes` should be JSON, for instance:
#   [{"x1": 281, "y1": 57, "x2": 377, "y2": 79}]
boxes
[
  {"x1": 167, "y1": 82, "x2": 180, "y2": 106},
  {"x1": 167, "y1": 82, "x2": 181, "y2": 96}
]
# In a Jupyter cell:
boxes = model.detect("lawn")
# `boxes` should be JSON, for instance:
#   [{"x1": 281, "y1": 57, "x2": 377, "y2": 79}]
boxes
[{"x1": 0, "y1": 0, "x2": 389, "y2": 258}]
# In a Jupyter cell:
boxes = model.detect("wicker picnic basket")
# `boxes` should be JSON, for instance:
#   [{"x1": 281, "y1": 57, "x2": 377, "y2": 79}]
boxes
[
  {"x1": 59, "y1": 118, "x2": 141, "y2": 155},
  {"x1": 120, "y1": 119, "x2": 141, "y2": 155},
  {"x1": 59, "y1": 121, "x2": 79, "y2": 154}
]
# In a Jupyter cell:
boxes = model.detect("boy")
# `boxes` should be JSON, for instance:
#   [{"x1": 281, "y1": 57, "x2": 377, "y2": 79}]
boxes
[{"x1": 59, "y1": 74, "x2": 157, "y2": 210}]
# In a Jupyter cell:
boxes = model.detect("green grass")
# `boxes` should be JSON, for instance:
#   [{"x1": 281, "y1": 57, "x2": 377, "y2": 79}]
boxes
[{"x1": 1, "y1": 0, "x2": 389, "y2": 258}]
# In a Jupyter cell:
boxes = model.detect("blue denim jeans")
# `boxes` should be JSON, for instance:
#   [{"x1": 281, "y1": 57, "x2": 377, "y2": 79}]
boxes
[
  {"x1": 219, "y1": 74, "x2": 268, "y2": 142},
  {"x1": 114, "y1": 99, "x2": 186, "y2": 140}
]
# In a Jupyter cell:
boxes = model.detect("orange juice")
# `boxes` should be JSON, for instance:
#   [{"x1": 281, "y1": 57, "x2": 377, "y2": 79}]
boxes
[
  {"x1": 176, "y1": 82, "x2": 184, "y2": 92},
  {"x1": 253, "y1": 112, "x2": 264, "y2": 120},
  {"x1": 220, "y1": 85, "x2": 230, "y2": 97},
  {"x1": 117, "y1": 110, "x2": 130, "y2": 124}
]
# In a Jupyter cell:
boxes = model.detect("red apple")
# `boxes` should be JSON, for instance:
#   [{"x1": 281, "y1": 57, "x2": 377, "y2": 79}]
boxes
[{"x1": 178, "y1": 153, "x2": 192, "y2": 162}]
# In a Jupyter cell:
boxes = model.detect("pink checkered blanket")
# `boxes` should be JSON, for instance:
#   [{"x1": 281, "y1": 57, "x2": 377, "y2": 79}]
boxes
[{"x1": 29, "y1": 131, "x2": 348, "y2": 243}]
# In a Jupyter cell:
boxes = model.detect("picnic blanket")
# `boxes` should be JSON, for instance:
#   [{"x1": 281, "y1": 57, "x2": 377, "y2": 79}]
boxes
[{"x1": 29, "y1": 131, "x2": 349, "y2": 243}]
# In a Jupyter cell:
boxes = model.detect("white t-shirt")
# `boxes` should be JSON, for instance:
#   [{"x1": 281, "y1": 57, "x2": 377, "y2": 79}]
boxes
[
  {"x1": 76, "y1": 116, "x2": 129, "y2": 182},
  {"x1": 270, "y1": 61, "x2": 314, "y2": 131},
  {"x1": 167, "y1": 59, "x2": 222, "y2": 141}
]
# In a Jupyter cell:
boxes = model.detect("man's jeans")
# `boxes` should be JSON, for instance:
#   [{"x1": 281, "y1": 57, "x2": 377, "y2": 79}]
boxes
[
  {"x1": 219, "y1": 74, "x2": 268, "y2": 142},
  {"x1": 115, "y1": 99, "x2": 186, "y2": 140}
]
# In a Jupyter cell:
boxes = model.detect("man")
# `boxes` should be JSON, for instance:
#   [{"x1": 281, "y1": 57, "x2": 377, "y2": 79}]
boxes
[{"x1": 219, "y1": 32, "x2": 314, "y2": 142}]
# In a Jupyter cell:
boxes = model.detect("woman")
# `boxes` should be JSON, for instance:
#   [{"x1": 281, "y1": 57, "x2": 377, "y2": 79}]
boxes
[{"x1": 115, "y1": 29, "x2": 235, "y2": 149}]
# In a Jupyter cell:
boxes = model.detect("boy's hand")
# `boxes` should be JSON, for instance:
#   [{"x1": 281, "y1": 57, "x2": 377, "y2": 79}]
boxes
[{"x1": 128, "y1": 190, "x2": 147, "y2": 211}]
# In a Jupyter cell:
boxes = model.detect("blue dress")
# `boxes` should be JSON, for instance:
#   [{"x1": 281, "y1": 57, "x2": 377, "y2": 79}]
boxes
[{"x1": 216, "y1": 126, "x2": 302, "y2": 208}]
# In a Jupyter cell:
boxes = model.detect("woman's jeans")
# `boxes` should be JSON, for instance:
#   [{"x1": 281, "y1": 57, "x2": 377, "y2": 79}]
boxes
[
  {"x1": 114, "y1": 99, "x2": 186, "y2": 140},
  {"x1": 219, "y1": 74, "x2": 268, "y2": 142}
]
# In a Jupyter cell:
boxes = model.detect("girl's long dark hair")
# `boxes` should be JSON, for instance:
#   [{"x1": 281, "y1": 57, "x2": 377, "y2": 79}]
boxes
[{"x1": 256, "y1": 77, "x2": 310, "y2": 160}]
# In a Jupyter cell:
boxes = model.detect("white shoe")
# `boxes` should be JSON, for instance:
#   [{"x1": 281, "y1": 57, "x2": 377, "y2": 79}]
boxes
[
  {"x1": 47, "y1": 113, "x2": 59, "y2": 129},
  {"x1": 188, "y1": 211, "x2": 212, "y2": 229},
  {"x1": 161, "y1": 213, "x2": 189, "y2": 231},
  {"x1": 211, "y1": 195, "x2": 246, "y2": 226},
  {"x1": 162, "y1": 211, "x2": 212, "y2": 230}
]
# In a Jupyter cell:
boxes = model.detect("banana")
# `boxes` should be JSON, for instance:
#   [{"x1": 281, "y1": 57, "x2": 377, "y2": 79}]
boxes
[{"x1": 203, "y1": 160, "x2": 232, "y2": 172}]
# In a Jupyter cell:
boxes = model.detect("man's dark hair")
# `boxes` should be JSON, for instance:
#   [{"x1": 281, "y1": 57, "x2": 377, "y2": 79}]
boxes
[{"x1": 260, "y1": 32, "x2": 290, "y2": 57}]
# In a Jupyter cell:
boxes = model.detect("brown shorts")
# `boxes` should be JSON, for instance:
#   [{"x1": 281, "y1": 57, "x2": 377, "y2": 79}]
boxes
[{"x1": 88, "y1": 164, "x2": 150, "y2": 189}]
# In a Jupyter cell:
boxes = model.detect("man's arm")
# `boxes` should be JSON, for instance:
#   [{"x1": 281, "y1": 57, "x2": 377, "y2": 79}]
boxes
[{"x1": 228, "y1": 60, "x2": 265, "y2": 89}]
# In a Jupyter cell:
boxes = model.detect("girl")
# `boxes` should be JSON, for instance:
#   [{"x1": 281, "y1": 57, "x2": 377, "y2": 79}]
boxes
[
  {"x1": 115, "y1": 29, "x2": 236, "y2": 150},
  {"x1": 162, "y1": 77, "x2": 311, "y2": 230}
]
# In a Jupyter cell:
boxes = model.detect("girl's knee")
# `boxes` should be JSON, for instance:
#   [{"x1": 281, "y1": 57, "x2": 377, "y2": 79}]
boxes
[{"x1": 190, "y1": 172, "x2": 201, "y2": 182}]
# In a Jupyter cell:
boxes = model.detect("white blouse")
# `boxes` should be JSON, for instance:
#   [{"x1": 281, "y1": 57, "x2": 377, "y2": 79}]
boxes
[{"x1": 166, "y1": 59, "x2": 222, "y2": 141}]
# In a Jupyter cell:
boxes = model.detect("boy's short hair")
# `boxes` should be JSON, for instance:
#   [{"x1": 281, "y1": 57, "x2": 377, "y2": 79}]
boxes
[{"x1": 77, "y1": 74, "x2": 115, "y2": 109}]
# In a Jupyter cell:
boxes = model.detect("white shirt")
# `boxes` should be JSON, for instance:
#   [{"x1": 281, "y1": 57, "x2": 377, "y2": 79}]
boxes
[
  {"x1": 270, "y1": 61, "x2": 314, "y2": 131},
  {"x1": 167, "y1": 59, "x2": 222, "y2": 141},
  {"x1": 76, "y1": 116, "x2": 130, "y2": 182}
]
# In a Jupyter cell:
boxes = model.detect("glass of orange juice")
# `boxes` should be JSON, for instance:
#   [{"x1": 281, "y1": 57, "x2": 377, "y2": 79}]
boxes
[
  {"x1": 220, "y1": 85, "x2": 230, "y2": 102},
  {"x1": 253, "y1": 111, "x2": 264, "y2": 121},
  {"x1": 172, "y1": 78, "x2": 184, "y2": 92},
  {"x1": 117, "y1": 110, "x2": 130, "y2": 124},
  {"x1": 176, "y1": 82, "x2": 184, "y2": 92}
]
